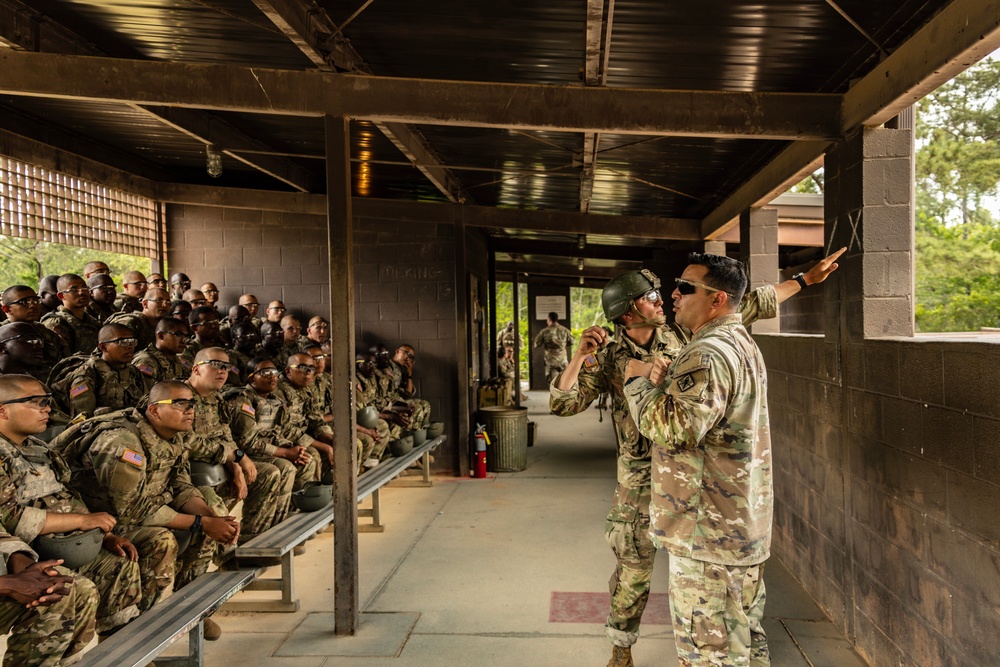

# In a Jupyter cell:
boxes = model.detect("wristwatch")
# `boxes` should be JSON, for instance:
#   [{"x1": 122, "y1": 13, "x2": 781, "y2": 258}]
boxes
[
  {"x1": 233, "y1": 448, "x2": 246, "y2": 463},
  {"x1": 190, "y1": 514, "x2": 203, "y2": 534},
  {"x1": 792, "y1": 272, "x2": 808, "y2": 289}
]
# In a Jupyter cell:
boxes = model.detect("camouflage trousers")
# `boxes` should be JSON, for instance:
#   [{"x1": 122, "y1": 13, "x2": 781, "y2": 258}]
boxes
[
  {"x1": 78, "y1": 546, "x2": 142, "y2": 633},
  {"x1": 0, "y1": 566, "x2": 98, "y2": 667},
  {"x1": 404, "y1": 398, "x2": 431, "y2": 430},
  {"x1": 260, "y1": 453, "x2": 320, "y2": 526},
  {"x1": 544, "y1": 359, "x2": 568, "y2": 385},
  {"x1": 668, "y1": 554, "x2": 769, "y2": 667},
  {"x1": 175, "y1": 485, "x2": 233, "y2": 590},
  {"x1": 223, "y1": 459, "x2": 283, "y2": 543},
  {"x1": 604, "y1": 486, "x2": 657, "y2": 647},
  {"x1": 371, "y1": 418, "x2": 391, "y2": 460},
  {"x1": 121, "y1": 526, "x2": 179, "y2": 613}
]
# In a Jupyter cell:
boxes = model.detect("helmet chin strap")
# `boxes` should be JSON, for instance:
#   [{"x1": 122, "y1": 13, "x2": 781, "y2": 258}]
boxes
[{"x1": 619, "y1": 301, "x2": 667, "y2": 330}]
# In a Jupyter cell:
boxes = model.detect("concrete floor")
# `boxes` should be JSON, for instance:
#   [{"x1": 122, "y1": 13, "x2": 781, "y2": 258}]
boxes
[{"x1": 170, "y1": 390, "x2": 868, "y2": 666}]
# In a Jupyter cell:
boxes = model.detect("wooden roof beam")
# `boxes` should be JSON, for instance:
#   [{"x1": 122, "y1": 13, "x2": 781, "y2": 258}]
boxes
[{"x1": 0, "y1": 51, "x2": 843, "y2": 140}]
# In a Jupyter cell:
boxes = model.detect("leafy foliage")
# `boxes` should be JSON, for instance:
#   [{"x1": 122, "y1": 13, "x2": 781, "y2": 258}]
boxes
[{"x1": 0, "y1": 235, "x2": 150, "y2": 291}]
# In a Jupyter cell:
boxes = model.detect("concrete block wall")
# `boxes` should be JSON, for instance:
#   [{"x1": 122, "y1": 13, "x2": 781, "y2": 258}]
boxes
[
  {"x1": 167, "y1": 203, "x2": 462, "y2": 473},
  {"x1": 758, "y1": 333, "x2": 1000, "y2": 667}
]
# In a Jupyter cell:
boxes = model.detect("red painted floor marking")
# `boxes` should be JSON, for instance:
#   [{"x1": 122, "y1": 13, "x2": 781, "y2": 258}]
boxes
[{"x1": 548, "y1": 592, "x2": 671, "y2": 625}]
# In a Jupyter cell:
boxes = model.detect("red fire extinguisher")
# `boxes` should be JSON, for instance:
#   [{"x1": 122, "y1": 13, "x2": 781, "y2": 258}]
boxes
[{"x1": 472, "y1": 424, "x2": 489, "y2": 478}]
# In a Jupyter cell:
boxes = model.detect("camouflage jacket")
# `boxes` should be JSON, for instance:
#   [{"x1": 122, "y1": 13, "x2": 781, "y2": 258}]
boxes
[
  {"x1": 86, "y1": 301, "x2": 115, "y2": 324},
  {"x1": 533, "y1": 324, "x2": 573, "y2": 367},
  {"x1": 224, "y1": 347, "x2": 257, "y2": 386},
  {"x1": 42, "y1": 306, "x2": 102, "y2": 355},
  {"x1": 0, "y1": 433, "x2": 88, "y2": 543},
  {"x1": 61, "y1": 410, "x2": 202, "y2": 530},
  {"x1": 273, "y1": 378, "x2": 332, "y2": 448},
  {"x1": 184, "y1": 389, "x2": 239, "y2": 464},
  {"x1": 624, "y1": 313, "x2": 772, "y2": 566},
  {"x1": 225, "y1": 386, "x2": 288, "y2": 457},
  {"x1": 312, "y1": 373, "x2": 332, "y2": 414},
  {"x1": 30, "y1": 320, "x2": 71, "y2": 381},
  {"x1": 549, "y1": 285, "x2": 776, "y2": 506},
  {"x1": 498, "y1": 357, "x2": 516, "y2": 379},
  {"x1": 496, "y1": 328, "x2": 521, "y2": 350},
  {"x1": 65, "y1": 357, "x2": 147, "y2": 419},
  {"x1": 105, "y1": 312, "x2": 157, "y2": 350},
  {"x1": 356, "y1": 372, "x2": 381, "y2": 410},
  {"x1": 274, "y1": 343, "x2": 298, "y2": 371},
  {"x1": 374, "y1": 367, "x2": 399, "y2": 405},
  {"x1": 132, "y1": 345, "x2": 193, "y2": 392},
  {"x1": 113, "y1": 293, "x2": 142, "y2": 314}
]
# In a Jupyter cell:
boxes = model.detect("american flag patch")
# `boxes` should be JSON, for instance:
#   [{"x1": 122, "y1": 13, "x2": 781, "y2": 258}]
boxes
[
  {"x1": 584, "y1": 354, "x2": 599, "y2": 369},
  {"x1": 241, "y1": 403, "x2": 256, "y2": 416},
  {"x1": 69, "y1": 383, "x2": 89, "y2": 398},
  {"x1": 121, "y1": 449, "x2": 145, "y2": 467},
  {"x1": 180, "y1": 359, "x2": 192, "y2": 369},
  {"x1": 137, "y1": 364, "x2": 154, "y2": 377}
]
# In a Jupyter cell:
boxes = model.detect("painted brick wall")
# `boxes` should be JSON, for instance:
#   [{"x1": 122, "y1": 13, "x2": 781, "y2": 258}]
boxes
[
  {"x1": 757, "y1": 333, "x2": 1000, "y2": 667},
  {"x1": 167, "y1": 203, "x2": 462, "y2": 472}
]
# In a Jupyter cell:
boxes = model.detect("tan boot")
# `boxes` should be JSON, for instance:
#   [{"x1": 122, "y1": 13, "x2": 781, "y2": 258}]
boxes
[
  {"x1": 607, "y1": 645, "x2": 633, "y2": 667},
  {"x1": 203, "y1": 617, "x2": 222, "y2": 641}
]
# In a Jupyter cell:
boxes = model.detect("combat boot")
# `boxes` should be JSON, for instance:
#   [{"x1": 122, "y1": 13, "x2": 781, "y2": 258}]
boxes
[{"x1": 606, "y1": 645, "x2": 633, "y2": 667}]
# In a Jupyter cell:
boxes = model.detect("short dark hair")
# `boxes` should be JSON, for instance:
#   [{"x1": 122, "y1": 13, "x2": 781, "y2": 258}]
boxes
[
  {"x1": 188, "y1": 305, "x2": 218, "y2": 325},
  {"x1": 547, "y1": 312, "x2": 558, "y2": 322},
  {"x1": 686, "y1": 252, "x2": 748, "y2": 305}
]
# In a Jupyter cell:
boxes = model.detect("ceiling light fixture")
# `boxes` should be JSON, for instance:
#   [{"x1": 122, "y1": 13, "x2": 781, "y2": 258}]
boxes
[
  {"x1": 206, "y1": 144, "x2": 223, "y2": 178},
  {"x1": 577, "y1": 258, "x2": 585, "y2": 271},
  {"x1": 577, "y1": 234, "x2": 586, "y2": 250},
  {"x1": 579, "y1": 276, "x2": 584, "y2": 285}
]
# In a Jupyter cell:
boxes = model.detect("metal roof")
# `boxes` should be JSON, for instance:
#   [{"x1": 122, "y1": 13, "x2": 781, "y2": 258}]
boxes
[{"x1": 0, "y1": 0, "x2": 989, "y2": 277}]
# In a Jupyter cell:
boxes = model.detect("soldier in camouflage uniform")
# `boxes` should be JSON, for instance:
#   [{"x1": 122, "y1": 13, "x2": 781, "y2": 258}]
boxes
[
  {"x1": 273, "y1": 353, "x2": 336, "y2": 473},
  {"x1": 0, "y1": 525, "x2": 99, "y2": 667},
  {"x1": 550, "y1": 249, "x2": 844, "y2": 667},
  {"x1": 496, "y1": 321, "x2": 521, "y2": 350},
  {"x1": 113, "y1": 270, "x2": 147, "y2": 314},
  {"x1": 238, "y1": 294, "x2": 262, "y2": 331},
  {"x1": 85, "y1": 274, "x2": 117, "y2": 324},
  {"x1": 63, "y1": 324, "x2": 146, "y2": 419},
  {"x1": 57, "y1": 380, "x2": 238, "y2": 640},
  {"x1": 622, "y1": 254, "x2": 774, "y2": 667},
  {"x1": 273, "y1": 315, "x2": 302, "y2": 370},
  {"x1": 370, "y1": 344, "x2": 416, "y2": 430},
  {"x1": 183, "y1": 306, "x2": 224, "y2": 361},
  {"x1": 259, "y1": 321, "x2": 285, "y2": 362},
  {"x1": 0, "y1": 375, "x2": 142, "y2": 636},
  {"x1": 132, "y1": 317, "x2": 195, "y2": 392},
  {"x1": 533, "y1": 312, "x2": 574, "y2": 385},
  {"x1": 41, "y1": 274, "x2": 102, "y2": 356},
  {"x1": 356, "y1": 354, "x2": 399, "y2": 463},
  {"x1": 390, "y1": 345, "x2": 432, "y2": 429},
  {"x1": 168, "y1": 273, "x2": 191, "y2": 302},
  {"x1": 0, "y1": 323, "x2": 51, "y2": 383},
  {"x1": 1, "y1": 286, "x2": 70, "y2": 382},
  {"x1": 299, "y1": 316, "x2": 329, "y2": 351},
  {"x1": 106, "y1": 287, "x2": 171, "y2": 351},
  {"x1": 227, "y1": 358, "x2": 320, "y2": 526},
  {"x1": 184, "y1": 348, "x2": 283, "y2": 569},
  {"x1": 225, "y1": 321, "x2": 264, "y2": 386}
]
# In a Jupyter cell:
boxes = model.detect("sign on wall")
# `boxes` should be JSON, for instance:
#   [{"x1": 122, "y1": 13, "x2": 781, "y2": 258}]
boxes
[{"x1": 535, "y1": 296, "x2": 566, "y2": 320}]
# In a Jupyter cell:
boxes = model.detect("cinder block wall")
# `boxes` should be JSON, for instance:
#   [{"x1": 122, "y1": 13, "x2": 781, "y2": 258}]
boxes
[
  {"x1": 757, "y1": 333, "x2": 1000, "y2": 667},
  {"x1": 167, "y1": 203, "x2": 461, "y2": 472}
]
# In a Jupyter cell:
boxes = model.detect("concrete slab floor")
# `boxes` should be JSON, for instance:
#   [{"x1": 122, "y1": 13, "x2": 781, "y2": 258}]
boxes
[{"x1": 133, "y1": 391, "x2": 869, "y2": 666}]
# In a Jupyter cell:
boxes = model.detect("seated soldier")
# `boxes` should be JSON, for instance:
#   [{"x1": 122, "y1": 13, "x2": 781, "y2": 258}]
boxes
[
  {"x1": 226, "y1": 358, "x2": 319, "y2": 544},
  {"x1": 85, "y1": 274, "x2": 117, "y2": 324},
  {"x1": 0, "y1": 525, "x2": 98, "y2": 666},
  {"x1": 219, "y1": 305, "x2": 249, "y2": 348},
  {"x1": 37, "y1": 275, "x2": 61, "y2": 317},
  {"x1": 106, "y1": 287, "x2": 170, "y2": 350},
  {"x1": 390, "y1": 344, "x2": 432, "y2": 429},
  {"x1": 41, "y1": 274, "x2": 102, "y2": 355},
  {"x1": 168, "y1": 273, "x2": 190, "y2": 302},
  {"x1": 238, "y1": 294, "x2": 262, "y2": 330},
  {"x1": 0, "y1": 374, "x2": 143, "y2": 637},
  {"x1": 61, "y1": 324, "x2": 145, "y2": 419},
  {"x1": 57, "y1": 380, "x2": 238, "y2": 641},
  {"x1": 225, "y1": 320, "x2": 262, "y2": 386},
  {"x1": 264, "y1": 300, "x2": 286, "y2": 324},
  {"x1": 185, "y1": 306, "x2": 223, "y2": 360},
  {"x1": 1, "y1": 286, "x2": 69, "y2": 382},
  {"x1": 356, "y1": 352, "x2": 407, "y2": 461},
  {"x1": 114, "y1": 271, "x2": 147, "y2": 314},
  {"x1": 82, "y1": 261, "x2": 110, "y2": 280},
  {"x1": 147, "y1": 273, "x2": 167, "y2": 291},
  {"x1": 273, "y1": 353, "x2": 335, "y2": 474},
  {"x1": 181, "y1": 289, "x2": 207, "y2": 308},
  {"x1": 184, "y1": 348, "x2": 282, "y2": 567},
  {"x1": 0, "y1": 323, "x2": 50, "y2": 382},
  {"x1": 274, "y1": 315, "x2": 301, "y2": 369},
  {"x1": 168, "y1": 300, "x2": 192, "y2": 322},
  {"x1": 259, "y1": 321, "x2": 285, "y2": 361},
  {"x1": 299, "y1": 316, "x2": 328, "y2": 351},
  {"x1": 370, "y1": 344, "x2": 415, "y2": 431},
  {"x1": 131, "y1": 317, "x2": 195, "y2": 392},
  {"x1": 200, "y1": 283, "x2": 220, "y2": 315}
]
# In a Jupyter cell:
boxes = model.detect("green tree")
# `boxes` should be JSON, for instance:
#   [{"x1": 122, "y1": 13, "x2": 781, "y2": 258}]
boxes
[
  {"x1": 494, "y1": 281, "x2": 529, "y2": 377},
  {"x1": 0, "y1": 235, "x2": 150, "y2": 292},
  {"x1": 915, "y1": 57, "x2": 1000, "y2": 331}
]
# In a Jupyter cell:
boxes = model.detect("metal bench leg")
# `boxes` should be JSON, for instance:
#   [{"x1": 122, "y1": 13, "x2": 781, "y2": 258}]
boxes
[
  {"x1": 189, "y1": 620, "x2": 204, "y2": 667},
  {"x1": 359, "y1": 488, "x2": 385, "y2": 533},
  {"x1": 422, "y1": 451, "x2": 431, "y2": 483},
  {"x1": 281, "y1": 550, "x2": 296, "y2": 609}
]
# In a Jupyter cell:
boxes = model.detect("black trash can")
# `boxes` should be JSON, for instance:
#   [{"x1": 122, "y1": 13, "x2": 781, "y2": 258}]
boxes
[{"x1": 480, "y1": 406, "x2": 529, "y2": 472}]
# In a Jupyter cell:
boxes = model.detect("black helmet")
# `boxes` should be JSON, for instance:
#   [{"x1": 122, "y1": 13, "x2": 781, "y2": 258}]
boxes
[
  {"x1": 33, "y1": 528, "x2": 104, "y2": 570},
  {"x1": 292, "y1": 482, "x2": 333, "y2": 512},
  {"x1": 601, "y1": 269, "x2": 661, "y2": 322}
]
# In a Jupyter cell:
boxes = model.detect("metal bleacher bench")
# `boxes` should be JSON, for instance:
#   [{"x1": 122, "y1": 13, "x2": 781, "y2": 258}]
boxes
[
  {"x1": 224, "y1": 434, "x2": 447, "y2": 613},
  {"x1": 78, "y1": 434, "x2": 446, "y2": 667}
]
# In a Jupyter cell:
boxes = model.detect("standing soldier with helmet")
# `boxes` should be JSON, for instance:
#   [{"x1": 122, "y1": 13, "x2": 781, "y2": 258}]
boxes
[{"x1": 549, "y1": 249, "x2": 845, "y2": 667}]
